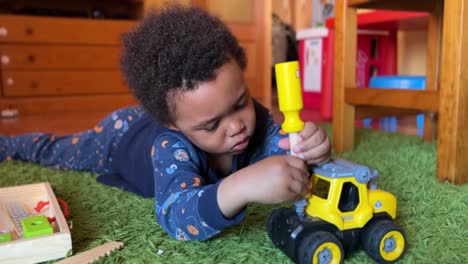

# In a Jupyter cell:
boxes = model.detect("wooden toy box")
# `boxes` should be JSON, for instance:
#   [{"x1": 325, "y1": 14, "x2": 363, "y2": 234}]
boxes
[{"x1": 0, "y1": 182, "x2": 72, "y2": 263}]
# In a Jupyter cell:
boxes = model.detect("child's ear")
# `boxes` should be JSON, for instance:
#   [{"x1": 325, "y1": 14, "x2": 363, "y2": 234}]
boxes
[{"x1": 165, "y1": 123, "x2": 180, "y2": 131}]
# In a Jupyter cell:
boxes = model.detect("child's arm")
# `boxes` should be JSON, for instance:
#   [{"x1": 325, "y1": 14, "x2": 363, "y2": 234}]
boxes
[
  {"x1": 152, "y1": 134, "x2": 245, "y2": 241},
  {"x1": 218, "y1": 154, "x2": 310, "y2": 218}
]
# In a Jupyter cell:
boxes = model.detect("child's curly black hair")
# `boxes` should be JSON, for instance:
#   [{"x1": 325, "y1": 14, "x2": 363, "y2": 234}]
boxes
[{"x1": 121, "y1": 5, "x2": 247, "y2": 125}]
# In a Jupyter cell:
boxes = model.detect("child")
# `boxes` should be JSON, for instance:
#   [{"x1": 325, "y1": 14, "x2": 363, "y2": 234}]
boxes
[{"x1": 0, "y1": 6, "x2": 330, "y2": 241}]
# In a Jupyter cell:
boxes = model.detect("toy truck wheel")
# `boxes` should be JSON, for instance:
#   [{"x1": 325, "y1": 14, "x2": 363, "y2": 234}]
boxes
[
  {"x1": 298, "y1": 231, "x2": 344, "y2": 264},
  {"x1": 266, "y1": 207, "x2": 297, "y2": 241},
  {"x1": 361, "y1": 219, "x2": 407, "y2": 263}
]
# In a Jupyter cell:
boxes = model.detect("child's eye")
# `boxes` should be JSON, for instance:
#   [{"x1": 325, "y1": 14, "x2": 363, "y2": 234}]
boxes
[
  {"x1": 234, "y1": 100, "x2": 247, "y2": 110},
  {"x1": 204, "y1": 121, "x2": 220, "y2": 132}
]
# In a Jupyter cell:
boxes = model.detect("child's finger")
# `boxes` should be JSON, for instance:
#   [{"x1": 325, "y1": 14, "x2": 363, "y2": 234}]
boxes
[
  {"x1": 300, "y1": 139, "x2": 331, "y2": 163},
  {"x1": 299, "y1": 122, "x2": 318, "y2": 140},
  {"x1": 286, "y1": 156, "x2": 309, "y2": 176},
  {"x1": 288, "y1": 178, "x2": 309, "y2": 197},
  {"x1": 306, "y1": 154, "x2": 331, "y2": 165},
  {"x1": 294, "y1": 129, "x2": 327, "y2": 153},
  {"x1": 277, "y1": 137, "x2": 290, "y2": 150}
]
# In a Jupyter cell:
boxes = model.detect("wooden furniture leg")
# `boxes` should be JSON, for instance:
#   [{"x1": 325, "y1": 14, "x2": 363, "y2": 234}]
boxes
[
  {"x1": 437, "y1": 0, "x2": 468, "y2": 184},
  {"x1": 332, "y1": 0, "x2": 357, "y2": 153},
  {"x1": 423, "y1": 1, "x2": 442, "y2": 142}
]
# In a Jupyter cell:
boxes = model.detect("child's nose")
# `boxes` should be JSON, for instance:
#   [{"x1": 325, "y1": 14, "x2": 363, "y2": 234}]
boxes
[{"x1": 227, "y1": 118, "x2": 245, "y2": 137}]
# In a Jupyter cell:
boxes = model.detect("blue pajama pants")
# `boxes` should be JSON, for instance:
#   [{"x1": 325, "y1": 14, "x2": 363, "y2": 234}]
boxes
[{"x1": 0, "y1": 106, "x2": 146, "y2": 174}]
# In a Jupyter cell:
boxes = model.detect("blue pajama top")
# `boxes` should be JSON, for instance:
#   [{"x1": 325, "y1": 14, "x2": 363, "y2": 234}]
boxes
[{"x1": 97, "y1": 100, "x2": 287, "y2": 240}]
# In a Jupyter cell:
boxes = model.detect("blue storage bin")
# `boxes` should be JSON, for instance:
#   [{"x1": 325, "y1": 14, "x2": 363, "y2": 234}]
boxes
[{"x1": 362, "y1": 76, "x2": 425, "y2": 135}]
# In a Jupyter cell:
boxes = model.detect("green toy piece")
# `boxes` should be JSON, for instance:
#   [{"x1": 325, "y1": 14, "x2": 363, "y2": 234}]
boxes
[
  {"x1": 0, "y1": 232, "x2": 12, "y2": 243},
  {"x1": 22, "y1": 215, "x2": 53, "y2": 238}
]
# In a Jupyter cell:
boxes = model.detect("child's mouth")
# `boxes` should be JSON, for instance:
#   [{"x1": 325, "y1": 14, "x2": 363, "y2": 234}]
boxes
[{"x1": 233, "y1": 137, "x2": 249, "y2": 151}]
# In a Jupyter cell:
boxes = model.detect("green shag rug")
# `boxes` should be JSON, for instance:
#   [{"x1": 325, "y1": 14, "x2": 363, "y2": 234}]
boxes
[{"x1": 1, "y1": 127, "x2": 467, "y2": 264}]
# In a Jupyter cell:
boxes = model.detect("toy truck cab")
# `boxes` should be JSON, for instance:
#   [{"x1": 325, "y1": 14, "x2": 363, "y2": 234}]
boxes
[
  {"x1": 267, "y1": 159, "x2": 407, "y2": 264},
  {"x1": 306, "y1": 159, "x2": 397, "y2": 231}
]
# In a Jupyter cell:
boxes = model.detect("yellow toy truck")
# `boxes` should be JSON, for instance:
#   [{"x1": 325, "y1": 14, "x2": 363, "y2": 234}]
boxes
[{"x1": 267, "y1": 159, "x2": 407, "y2": 264}]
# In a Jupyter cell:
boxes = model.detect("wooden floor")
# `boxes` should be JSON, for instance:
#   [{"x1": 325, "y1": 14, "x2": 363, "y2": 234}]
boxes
[{"x1": 0, "y1": 100, "x2": 419, "y2": 136}]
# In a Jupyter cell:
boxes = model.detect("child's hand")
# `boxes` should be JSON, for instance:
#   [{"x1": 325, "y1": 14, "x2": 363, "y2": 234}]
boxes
[
  {"x1": 241, "y1": 155, "x2": 310, "y2": 203},
  {"x1": 218, "y1": 155, "x2": 310, "y2": 217},
  {"x1": 278, "y1": 122, "x2": 330, "y2": 164}
]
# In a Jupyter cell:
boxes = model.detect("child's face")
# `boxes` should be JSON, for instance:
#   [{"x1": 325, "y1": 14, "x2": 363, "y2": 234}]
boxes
[{"x1": 168, "y1": 60, "x2": 256, "y2": 155}]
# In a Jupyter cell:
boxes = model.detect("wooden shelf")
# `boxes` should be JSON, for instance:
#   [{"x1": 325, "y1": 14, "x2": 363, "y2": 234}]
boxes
[
  {"x1": 347, "y1": 0, "x2": 438, "y2": 12},
  {"x1": 325, "y1": 10, "x2": 429, "y2": 30},
  {"x1": 0, "y1": 3, "x2": 138, "y2": 114},
  {"x1": 345, "y1": 88, "x2": 439, "y2": 111},
  {"x1": 0, "y1": 0, "x2": 144, "y2": 20}
]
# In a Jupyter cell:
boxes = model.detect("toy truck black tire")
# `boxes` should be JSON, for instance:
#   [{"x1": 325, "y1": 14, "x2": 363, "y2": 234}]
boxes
[
  {"x1": 361, "y1": 219, "x2": 407, "y2": 263},
  {"x1": 297, "y1": 230, "x2": 344, "y2": 264},
  {"x1": 267, "y1": 208, "x2": 346, "y2": 264},
  {"x1": 266, "y1": 207, "x2": 297, "y2": 248}
]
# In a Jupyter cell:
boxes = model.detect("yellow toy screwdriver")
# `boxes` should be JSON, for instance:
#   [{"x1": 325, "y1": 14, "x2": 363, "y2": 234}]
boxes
[
  {"x1": 275, "y1": 61, "x2": 304, "y2": 157},
  {"x1": 275, "y1": 61, "x2": 308, "y2": 218}
]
